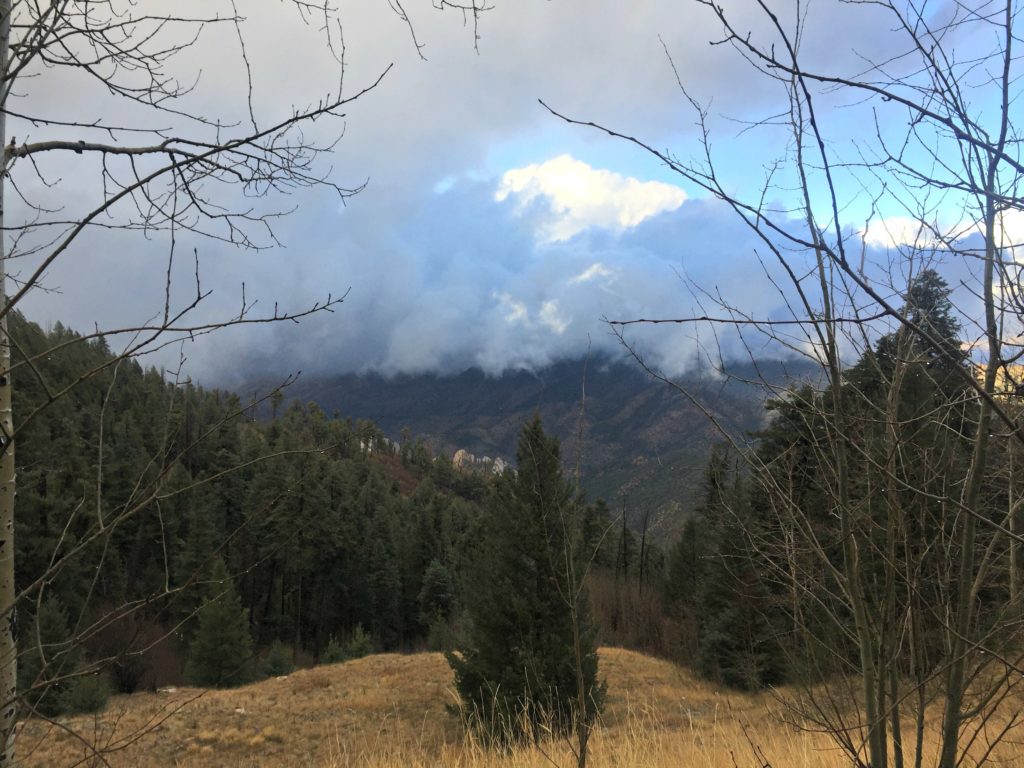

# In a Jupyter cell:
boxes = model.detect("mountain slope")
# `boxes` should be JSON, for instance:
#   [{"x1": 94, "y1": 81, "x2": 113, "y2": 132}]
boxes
[{"x1": 287, "y1": 356, "x2": 814, "y2": 531}]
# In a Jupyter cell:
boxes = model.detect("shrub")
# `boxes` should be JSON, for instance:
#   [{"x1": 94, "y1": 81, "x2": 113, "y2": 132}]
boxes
[
  {"x1": 343, "y1": 625, "x2": 374, "y2": 661},
  {"x1": 320, "y1": 636, "x2": 346, "y2": 665},
  {"x1": 262, "y1": 640, "x2": 294, "y2": 677},
  {"x1": 319, "y1": 626, "x2": 374, "y2": 664},
  {"x1": 63, "y1": 672, "x2": 111, "y2": 714}
]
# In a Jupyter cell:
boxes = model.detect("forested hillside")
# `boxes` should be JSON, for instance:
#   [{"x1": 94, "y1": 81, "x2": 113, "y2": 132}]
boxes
[
  {"x1": 11, "y1": 312, "x2": 499, "y2": 706},
  {"x1": 285, "y1": 357, "x2": 815, "y2": 532},
  {"x1": 13, "y1": 263, "x2": 1024, "y2": 768},
  {"x1": 657, "y1": 270, "x2": 1024, "y2": 768}
]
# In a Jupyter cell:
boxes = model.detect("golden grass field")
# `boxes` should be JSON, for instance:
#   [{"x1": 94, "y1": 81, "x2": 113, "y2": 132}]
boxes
[{"x1": 16, "y1": 648, "x2": 1024, "y2": 767}]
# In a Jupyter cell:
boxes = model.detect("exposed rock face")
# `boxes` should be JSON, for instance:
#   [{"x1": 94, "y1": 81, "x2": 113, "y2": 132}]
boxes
[
  {"x1": 452, "y1": 448, "x2": 475, "y2": 469},
  {"x1": 451, "y1": 448, "x2": 509, "y2": 476}
]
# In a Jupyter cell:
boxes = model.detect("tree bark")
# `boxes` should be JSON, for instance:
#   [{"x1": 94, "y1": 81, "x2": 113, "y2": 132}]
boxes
[{"x1": 0, "y1": 0, "x2": 15, "y2": 762}]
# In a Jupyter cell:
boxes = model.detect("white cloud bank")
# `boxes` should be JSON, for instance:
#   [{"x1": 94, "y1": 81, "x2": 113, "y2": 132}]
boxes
[
  {"x1": 495, "y1": 155, "x2": 687, "y2": 242},
  {"x1": 861, "y1": 216, "x2": 936, "y2": 250},
  {"x1": 861, "y1": 211, "x2": 1024, "y2": 264}
]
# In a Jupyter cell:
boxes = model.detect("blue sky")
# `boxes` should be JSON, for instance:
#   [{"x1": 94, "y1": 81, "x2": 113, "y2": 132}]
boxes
[{"x1": 15, "y1": 0, "x2": 1020, "y2": 384}]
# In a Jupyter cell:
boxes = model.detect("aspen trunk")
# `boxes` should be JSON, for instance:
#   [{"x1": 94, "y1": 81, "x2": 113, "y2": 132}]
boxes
[{"x1": 0, "y1": 0, "x2": 15, "y2": 763}]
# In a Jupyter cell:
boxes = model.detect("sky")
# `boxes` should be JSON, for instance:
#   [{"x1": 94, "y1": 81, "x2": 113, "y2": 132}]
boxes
[{"x1": 11, "y1": 0, "x2": 1020, "y2": 385}]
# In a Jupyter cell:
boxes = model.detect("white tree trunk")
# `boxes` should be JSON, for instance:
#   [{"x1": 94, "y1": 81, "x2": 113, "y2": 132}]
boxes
[{"x1": 0, "y1": 0, "x2": 16, "y2": 763}]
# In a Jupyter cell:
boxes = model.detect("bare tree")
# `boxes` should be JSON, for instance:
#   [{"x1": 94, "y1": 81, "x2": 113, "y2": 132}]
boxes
[
  {"x1": 0, "y1": 1, "x2": 490, "y2": 764},
  {"x1": 549, "y1": 2, "x2": 1024, "y2": 766}
]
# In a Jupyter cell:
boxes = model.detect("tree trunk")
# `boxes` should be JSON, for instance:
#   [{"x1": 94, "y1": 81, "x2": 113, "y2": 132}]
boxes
[
  {"x1": 0, "y1": 1, "x2": 15, "y2": 762},
  {"x1": 1010, "y1": 436, "x2": 1018, "y2": 608},
  {"x1": 938, "y1": 170, "x2": 1001, "y2": 768}
]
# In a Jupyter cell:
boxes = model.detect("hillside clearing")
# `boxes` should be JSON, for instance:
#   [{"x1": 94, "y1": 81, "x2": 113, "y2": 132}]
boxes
[{"x1": 17, "y1": 648, "x2": 1024, "y2": 767}]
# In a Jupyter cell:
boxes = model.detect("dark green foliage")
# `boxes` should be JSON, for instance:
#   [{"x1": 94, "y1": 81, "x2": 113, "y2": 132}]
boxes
[
  {"x1": 342, "y1": 625, "x2": 374, "y2": 661},
  {"x1": 185, "y1": 560, "x2": 254, "y2": 688},
  {"x1": 320, "y1": 636, "x2": 346, "y2": 665},
  {"x1": 11, "y1": 311, "x2": 491, "y2": 694},
  {"x1": 19, "y1": 596, "x2": 78, "y2": 717},
  {"x1": 418, "y1": 558, "x2": 455, "y2": 625},
  {"x1": 663, "y1": 448, "x2": 783, "y2": 689},
  {"x1": 18, "y1": 595, "x2": 111, "y2": 717},
  {"x1": 847, "y1": 269, "x2": 969, "y2": 422},
  {"x1": 424, "y1": 617, "x2": 457, "y2": 652},
  {"x1": 694, "y1": 525, "x2": 782, "y2": 691},
  {"x1": 582, "y1": 499, "x2": 616, "y2": 569},
  {"x1": 317, "y1": 626, "x2": 375, "y2": 665},
  {"x1": 664, "y1": 517, "x2": 704, "y2": 608},
  {"x1": 262, "y1": 640, "x2": 294, "y2": 678},
  {"x1": 713, "y1": 269, "x2": 983, "y2": 690},
  {"x1": 62, "y1": 673, "x2": 111, "y2": 715},
  {"x1": 660, "y1": 516, "x2": 704, "y2": 661},
  {"x1": 448, "y1": 416, "x2": 605, "y2": 742}
]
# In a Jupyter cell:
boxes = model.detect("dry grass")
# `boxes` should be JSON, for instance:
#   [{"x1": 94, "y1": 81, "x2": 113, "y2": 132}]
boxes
[{"x1": 16, "y1": 648, "x2": 1024, "y2": 767}]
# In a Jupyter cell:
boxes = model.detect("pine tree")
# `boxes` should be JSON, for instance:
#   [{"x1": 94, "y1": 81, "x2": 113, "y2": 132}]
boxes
[
  {"x1": 848, "y1": 268, "x2": 968, "y2": 410},
  {"x1": 664, "y1": 517, "x2": 704, "y2": 608},
  {"x1": 19, "y1": 596, "x2": 78, "y2": 717},
  {"x1": 185, "y1": 559, "x2": 254, "y2": 688},
  {"x1": 262, "y1": 640, "x2": 294, "y2": 677},
  {"x1": 681, "y1": 449, "x2": 784, "y2": 689},
  {"x1": 418, "y1": 558, "x2": 455, "y2": 625},
  {"x1": 448, "y1": 415, "x2": 604, "y2": 742}
]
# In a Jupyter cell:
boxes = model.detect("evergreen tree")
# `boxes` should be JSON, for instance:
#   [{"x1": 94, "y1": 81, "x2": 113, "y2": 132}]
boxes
[
  {"x1": 185, "y1": 559, "x2": 254, "y2": 688},
  {"x1": 739, "y1": 269, "x2": 978, "y2": 693},
  {"x1": 448, "y1": 415, "x2": 604, "y2": 741},
  {"x1": 664, "y1": 517, "x2": 704, "y2": 608},
  {"x1": 19, "y1": 596, "x2": 78, "y2": 717},
  {"x1": 262, "y1": 640, "x2": 294, "y2": 677},
  {"x1": 848, "y1": 268, "x2": 968, "y2": 411},
  {"x1": 664, "y1": 448, "x2": 784, "y2": 689},
  {"x1": 17, "y1": 594, "x2": 111, "y2": 717},
  {"x1": 695, "y1": 508, "x2": 782, "y2": 690},
  {"x1": 418, "y1": 558, "x2": 455, "y2": 625}
]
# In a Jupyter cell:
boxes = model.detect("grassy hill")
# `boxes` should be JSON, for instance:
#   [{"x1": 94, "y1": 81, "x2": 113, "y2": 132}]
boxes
[{"x1": 21, "y1": 648, "x2": 1024, "y2": 767}]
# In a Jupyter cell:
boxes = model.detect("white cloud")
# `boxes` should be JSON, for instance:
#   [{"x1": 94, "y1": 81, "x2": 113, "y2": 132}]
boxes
[
  {"x1": 492, "y1": 292, "x2": 568, "y2": 335},
  {"x1": 995, "y1": 208, "x2": 1024, "y2": 257},
  {"x1": 862, "y1": 210, "x2": 1024, "y2": 262},
  {"x1": 539, "y1": 300, "x2": 569, "y2": 334},
  {"x1": 495, "y1": 155, "x2": 686, "y2": 242},
  {"x1": 569, "y1": 262, "x2": 614, "y2": 284},
  {"x1": 494, "y1": 291, "x2": 529, "y2": 324},
  {"x1": 861, "y1": 216, "x2": 941, "y2": 250}
]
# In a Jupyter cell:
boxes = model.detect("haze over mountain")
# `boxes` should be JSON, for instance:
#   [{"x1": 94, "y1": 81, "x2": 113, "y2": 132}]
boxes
[{"x1": 286, "y1": 354, "x2": 816, "y2": 532}]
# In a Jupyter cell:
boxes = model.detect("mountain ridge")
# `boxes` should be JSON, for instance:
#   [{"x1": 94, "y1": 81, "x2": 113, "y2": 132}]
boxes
[{"x1": 284, "y1": 355, "x2": 816, "y2": 532}]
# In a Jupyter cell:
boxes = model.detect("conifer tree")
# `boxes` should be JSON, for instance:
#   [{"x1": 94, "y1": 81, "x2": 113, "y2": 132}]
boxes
[
  {"x1": 19, "y1": 596, "x2": 77, "y2": 717},
  {"x1": 663, "y1": 448, "x2": 783, "y2": 689},
  {"x1": 262, "y1": 640, "x2": 294, "y2": 678},
  {"x1": 448, "y1": 415, "x2": 604, "y2": 742},
  {"x1": 185, "y1": 559, "x2": 254, "y2": 688},
  {"x1": 418, "y1": 558, "x2": 455, "y2": 625}
]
